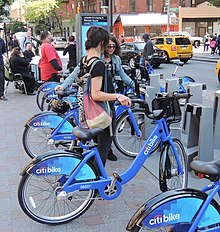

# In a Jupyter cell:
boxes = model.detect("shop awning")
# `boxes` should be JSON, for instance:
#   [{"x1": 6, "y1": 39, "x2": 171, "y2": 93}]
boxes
[{"x1": 120, "y1": 13, "x2": 168, "y2": 26}]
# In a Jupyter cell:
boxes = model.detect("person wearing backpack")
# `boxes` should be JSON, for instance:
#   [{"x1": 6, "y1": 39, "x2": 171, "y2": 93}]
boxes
[
  {"x1": 56, "y1": 26, "x2": 131, "y2": 166},
  {"x1": 20, "y1": 31, "x2": 35, "y2": 52}
]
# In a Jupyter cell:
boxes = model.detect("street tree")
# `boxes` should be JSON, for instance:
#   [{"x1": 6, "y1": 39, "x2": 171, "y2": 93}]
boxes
[
  {"x1": 24, "y1": 0, "x2": 64, "y2": 35},
  {"x1": 7, "y1": 19, "x2": 26, "y2": 33},
  {"x1": 209, "y1": 0, "x2": 220, "y2": 7},
  {"x1": 0, "y1": 0, "x2": 14, "y2": 22}
]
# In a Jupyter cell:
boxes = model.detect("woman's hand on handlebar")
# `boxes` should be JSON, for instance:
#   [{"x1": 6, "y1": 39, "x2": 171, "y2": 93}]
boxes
[
  {"x1": 117, "y1": 94, "x2": 132, "y2": 107},
  {"x1": 55, "y1": 85, "x2": 65, "y2": 91}
]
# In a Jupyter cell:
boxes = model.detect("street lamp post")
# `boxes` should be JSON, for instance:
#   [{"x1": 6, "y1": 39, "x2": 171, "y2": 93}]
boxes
[{"x1": 166, "y1": 0, "x2": 170, "y2": 35}]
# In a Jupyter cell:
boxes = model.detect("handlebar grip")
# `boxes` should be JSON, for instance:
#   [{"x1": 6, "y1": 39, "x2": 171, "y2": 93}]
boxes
[{"x1": 173, "y1": 92, "x2": 191, "y2": 99}]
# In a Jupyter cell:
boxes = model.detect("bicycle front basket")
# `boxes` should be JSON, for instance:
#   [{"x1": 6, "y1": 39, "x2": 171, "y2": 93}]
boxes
[{"x1": 152, "y1": 96, "x2": 182, "y2": 123}]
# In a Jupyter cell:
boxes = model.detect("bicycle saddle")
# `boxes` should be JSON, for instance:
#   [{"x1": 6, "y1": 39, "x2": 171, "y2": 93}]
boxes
[
  {"x1": 72, "y1": 127, "x2": 104, "y2": 141},
  {"x1": 190, "y1": 158, "x2": 220, "y2": 178}
]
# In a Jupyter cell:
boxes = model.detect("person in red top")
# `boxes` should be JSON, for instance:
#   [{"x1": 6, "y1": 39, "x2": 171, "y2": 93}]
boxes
[{"x1": 39, "y1": 31, "x2": 62, "y2": 82}]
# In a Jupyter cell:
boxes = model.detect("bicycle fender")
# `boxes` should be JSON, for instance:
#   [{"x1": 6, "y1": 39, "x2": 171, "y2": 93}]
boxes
[
  {"x1": 126, "y1": 188, "x2": 220, "y2": 231},
  {"x1": 38, "y1": 82, "x2": 58, "y2": 92},
  {"x1": 20, "y1": 151, "x2": 97, "y2": 181},
  {"x1": 25, "y1": 112, "x2": 73, "y2": 133}
]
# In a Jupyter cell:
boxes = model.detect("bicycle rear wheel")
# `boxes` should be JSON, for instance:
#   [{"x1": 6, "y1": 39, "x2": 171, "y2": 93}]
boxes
[
  {"x1": 18, "y1": 153, "x2": 99, "y2": 225},
  {"x1": 159, "y1": 138, "x2": 187, "y2": 191},
  {"x1": 114, "y1": 109, "x2": 158, "y2": 158}
]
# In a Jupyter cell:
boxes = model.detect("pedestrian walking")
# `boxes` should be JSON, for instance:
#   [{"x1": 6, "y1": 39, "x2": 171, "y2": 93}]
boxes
[
  {"x1": 210, "y1": 37, "x2": 216, "y2": 55},
  {"x1": 0, "y1": 28, "x2": 7, "y2": 101},
  {"x1": 216, "y1": 35, "x2": 220, "y2": 55},
  {"x1": 203, "y1": 32, "x2": 210, "y2": 52},
  {"x1": 63, "y1": 35, "x2": 76, "y2": 70}
]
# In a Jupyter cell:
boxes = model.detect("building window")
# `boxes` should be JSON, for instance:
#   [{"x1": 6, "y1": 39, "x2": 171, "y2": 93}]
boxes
[
  {"x1": 192, "y1": 0, "x2": 196, "y2": 7},
  {"x1": 147, "y1": 0, "x2": 153, "y2": 12},
  {"x1": 129, "y1": 0, "x2": 136, "y2": 12},
  {"x1": 88, "y1": 3, "x2": 90, "y2": 12},
  {"x1": 99, "y1": 1, "x2": 102, "y2": 13},
  {"x1": 93, "y1": 3, "x2": 96, "y2": 13},
  {"x1": 114, "y1": 0, "x2": 117, "y2": 12}
]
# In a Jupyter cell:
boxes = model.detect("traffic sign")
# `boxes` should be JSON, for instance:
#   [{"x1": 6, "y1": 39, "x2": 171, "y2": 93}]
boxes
[{"x1": 170, "y1": 7, "x2": 179, "y2": 13}]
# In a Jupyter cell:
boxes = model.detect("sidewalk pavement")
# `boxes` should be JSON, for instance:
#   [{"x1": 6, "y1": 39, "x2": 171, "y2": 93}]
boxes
[
  {"x1": 192, "y1": 46, "x2": 220, "y2": 63},
  {"x1": 1, "y1": 74, "x2": 219, "y2": 232},
  {"x1": 0, "y1": 84, "x2": 160, "y2": 232}
]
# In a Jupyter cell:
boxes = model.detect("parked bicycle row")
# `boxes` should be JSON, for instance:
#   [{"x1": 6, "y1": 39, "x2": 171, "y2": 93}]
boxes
[{"x1": 17, "y1": 27, "x2": 220, "y2": 231}]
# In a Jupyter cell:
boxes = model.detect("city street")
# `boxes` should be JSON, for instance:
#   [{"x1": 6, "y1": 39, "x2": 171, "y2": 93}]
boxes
[{"x1": 0, "y1": 49, "x2": 219, "y2": 232}]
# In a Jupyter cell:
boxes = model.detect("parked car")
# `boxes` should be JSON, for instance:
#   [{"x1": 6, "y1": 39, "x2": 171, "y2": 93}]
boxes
[
  {"x1": 216, "y1": 59, "x2": 220, "y2": 84},
  {"x1": 52, "y1": 37, "x2": 68, "y2": 49},
  {"x1": 153, "y1": 35, "x2": 193, "y2": 63},
  {"x1": 120, "y1": 42, "x2": 166, "y2": 68}
]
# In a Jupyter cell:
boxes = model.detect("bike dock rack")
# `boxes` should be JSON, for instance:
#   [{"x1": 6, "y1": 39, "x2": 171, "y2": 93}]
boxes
[
  {"x1": 186, "y1": 83, "x2": 207, "y2": 104},
  {"x1": 165, "y1": 78, "x2": 179, "y2": 92},
  {"x1": 182, "y1": 103, "x2": 214, "y2": 167},
  {"x1": 213, "y1": 90, "x2": 220, "y2": 149}
]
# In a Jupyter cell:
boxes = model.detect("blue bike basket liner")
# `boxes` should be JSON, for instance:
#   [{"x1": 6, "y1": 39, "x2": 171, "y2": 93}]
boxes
[{"x1": 152, "y1": 96, "x2": 182, "y2": 123}]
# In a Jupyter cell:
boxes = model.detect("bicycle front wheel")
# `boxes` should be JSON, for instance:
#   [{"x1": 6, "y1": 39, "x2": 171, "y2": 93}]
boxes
[
  {"x1": 127, "y1": 188, "x2": 220, "y2": 232},
  {"x1": 159, "y1": 138, "x2": 188, "y2": 191},
  {"x1": 18, "y1": 155, "x2": 99, "y2": 224},
  {"x1": 114, "y1": 109, "x2": 157, "y2": 158}
]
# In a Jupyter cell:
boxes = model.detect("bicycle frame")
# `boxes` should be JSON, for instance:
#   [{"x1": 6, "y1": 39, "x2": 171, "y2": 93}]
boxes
[{"x1": 59, "y1": 116, "x2": 184, "y2": 200}]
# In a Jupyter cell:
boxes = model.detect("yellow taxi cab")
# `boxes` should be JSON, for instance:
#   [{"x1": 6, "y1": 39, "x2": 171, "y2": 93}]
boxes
[
  {"x1": 216, "y1": 59, "x2": 220, "y2": 83},
  {"x1": 153, "y1": 36, "x2": 193, "y2": 63}
]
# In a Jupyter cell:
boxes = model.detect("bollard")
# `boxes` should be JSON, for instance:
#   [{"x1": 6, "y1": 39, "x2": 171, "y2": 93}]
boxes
[
  {"x1": 213, "y1": 90, "x2": 220, "y2": 149},
  {"x1": 186, "y1": 82, "x2": 206, "y2": 104},
  {"x1": 165, "y1": 78, "x2": 179, "y2": 93},
  {"x1": 149, "y1": 73, "x2": 160, "y2": 93},
  {"x1": 182, "y1": 103, "x2": 214, "y2": 167}
]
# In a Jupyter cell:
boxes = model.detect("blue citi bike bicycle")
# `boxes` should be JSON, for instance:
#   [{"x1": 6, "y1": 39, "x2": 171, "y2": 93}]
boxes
[
  {"x1": 18, "y1": 92, "x2": 189, "y2": 225},
  {"x1": 23, "y1": 82, "x2": 154, "y2": 159},
  {"x1": 127, "y1": 158, "x2": 220, "y2": 231}
]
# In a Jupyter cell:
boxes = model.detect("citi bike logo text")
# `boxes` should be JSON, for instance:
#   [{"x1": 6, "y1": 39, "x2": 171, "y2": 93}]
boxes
[
  {"x1": 144, "y1": 135, "x2": 158, "y2": 155},
  {"x1": 149, "y1": 213, "x2": 180, "y2": 225},
  {"x1": 33, "y1": 120, "x2": 51, "y2": 127},
  {"x1": 36, "y1": 166, "x2": 61, "y2": 174}
]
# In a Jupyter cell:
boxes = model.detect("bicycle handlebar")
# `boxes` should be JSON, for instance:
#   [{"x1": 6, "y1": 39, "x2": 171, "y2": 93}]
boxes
[{"x1": 55, "y1": 89, "x2": 78, "y2": 98}]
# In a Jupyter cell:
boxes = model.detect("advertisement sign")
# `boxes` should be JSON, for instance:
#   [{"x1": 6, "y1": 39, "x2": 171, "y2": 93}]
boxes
[{"x1": 76, "y1": 13, "x2": 109, "y2": 62}]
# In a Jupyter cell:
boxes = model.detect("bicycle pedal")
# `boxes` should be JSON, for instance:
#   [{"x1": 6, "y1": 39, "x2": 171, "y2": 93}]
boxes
[{"x1": 112, "y1": 171, "x2": 122, "y2": 183}]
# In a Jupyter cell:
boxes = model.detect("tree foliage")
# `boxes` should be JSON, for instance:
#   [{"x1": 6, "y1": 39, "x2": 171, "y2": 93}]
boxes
[
  {"x1": 7, "y1": 19, "x2": 26, "y2": 33},
  {"x1": 208, "y1": 0, "x2": 220, "y2": 7},
  {"x1": 24, "y1": 0, "x2": 63, "y2": 34},
  {"x1": 0, "y1": 0, "x2": 14, "y2": 22}
]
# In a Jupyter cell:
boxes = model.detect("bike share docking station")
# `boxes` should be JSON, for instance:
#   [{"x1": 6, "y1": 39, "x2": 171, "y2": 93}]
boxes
[{"x1": 145, "y1": 76, "x2": 214, "y2": 168}]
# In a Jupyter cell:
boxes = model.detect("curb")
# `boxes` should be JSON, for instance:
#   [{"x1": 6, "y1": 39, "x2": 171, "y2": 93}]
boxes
[{"x1": 192, "y1": 57, "x2": 218, "y2": 63}]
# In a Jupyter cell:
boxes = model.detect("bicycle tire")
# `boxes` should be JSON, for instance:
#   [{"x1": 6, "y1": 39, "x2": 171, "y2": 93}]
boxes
[
  {"x1": 114, "y1": 109, "x2": 158, "y2": 158},
  {"x1": 126, "y1": 188, "x2": 220, "y2": 231},
  {"x1": 159, "y1": 138, "x2": 188, "y2": 191},
  {"x1": 22, "y1": 115, "x2": 74, "y2": 158},
  {"x1": 40, "y1": 95, "x2": 53, "y2": 111},
  {"x1": 36, "y1": 89, "x2": 44, "y2": 110},
  {"x1": 18, "y1": 152, "x2": 99, "y2": 225}
]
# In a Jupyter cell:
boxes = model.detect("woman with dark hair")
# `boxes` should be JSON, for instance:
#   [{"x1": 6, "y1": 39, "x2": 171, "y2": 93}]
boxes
[
  {"x1": 81, "y1": 26, "x2": 131, "y2": 165},
  {"x1": 104, "y1": 34, "x2": 135, "y2": 161},
  {"x1": 57, "y1": 27, "x2": 131, "y2": 166}
]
